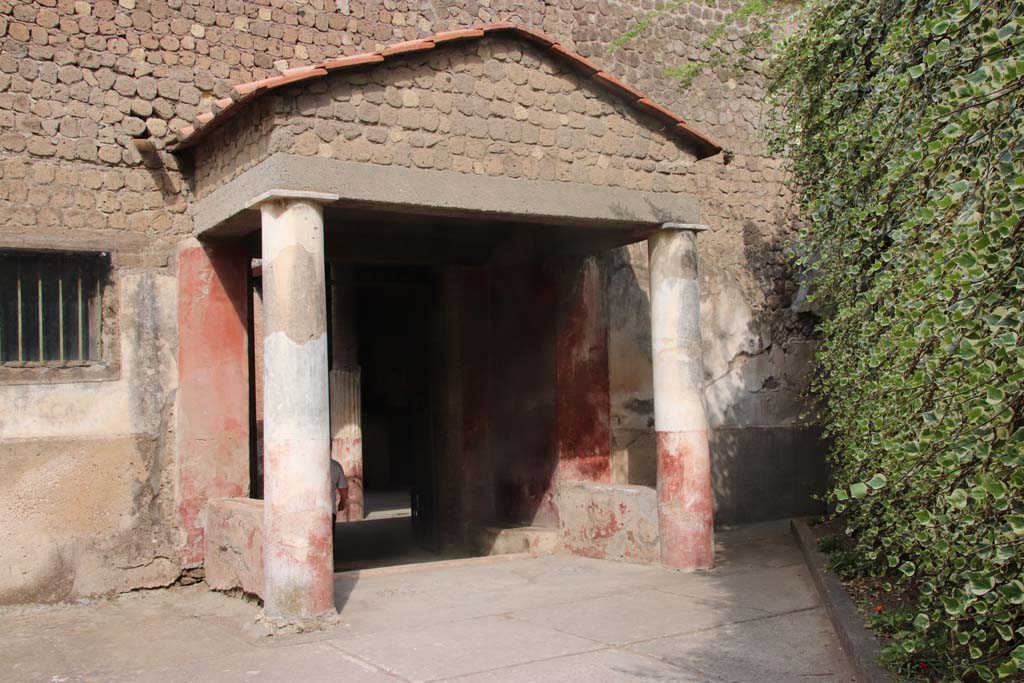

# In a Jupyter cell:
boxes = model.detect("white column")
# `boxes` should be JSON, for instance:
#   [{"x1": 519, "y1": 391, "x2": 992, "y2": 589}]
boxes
[
  {"x1": 649, "y1": 223, "x2": 714, "y2": 570},
  {"x1": 254, "y1": 190, "x2": 338, "y2": 620}
]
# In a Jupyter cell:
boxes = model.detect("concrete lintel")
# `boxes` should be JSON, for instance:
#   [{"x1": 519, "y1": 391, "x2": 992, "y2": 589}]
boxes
[
  {"x1": 194, "y1": 154, "x2": 701, "y2": 237},
  {"x1": 243, "y1": 189, "x2": 341, "y2": 210},
  {"x1": 659, "y1": 222, "x2": 710, "y2": 232}
]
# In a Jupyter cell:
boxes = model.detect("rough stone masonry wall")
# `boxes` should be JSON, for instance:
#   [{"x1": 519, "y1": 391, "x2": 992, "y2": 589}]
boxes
[
  {"x1": 0, "y1": 0, "x2": 817, "y2": 604},
  {"x1": 193, "y1": 37, "x2": 701, "y2": 199}
]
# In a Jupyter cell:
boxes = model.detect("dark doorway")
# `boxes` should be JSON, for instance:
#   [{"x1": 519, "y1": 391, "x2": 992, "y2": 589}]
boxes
[{"x1": 332, "y1": 264, "x2": 441, "y2": 570}]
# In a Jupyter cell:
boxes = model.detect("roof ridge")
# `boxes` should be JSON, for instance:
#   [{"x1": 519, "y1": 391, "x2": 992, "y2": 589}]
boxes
[{"x1": 170, "y1": 22, "x2": 721, "y2": 160}]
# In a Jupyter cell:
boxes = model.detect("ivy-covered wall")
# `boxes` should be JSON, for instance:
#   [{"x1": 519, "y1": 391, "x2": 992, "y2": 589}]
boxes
[{"x1": 770, "y1": 0, "x2": 1023, "y2": 679}]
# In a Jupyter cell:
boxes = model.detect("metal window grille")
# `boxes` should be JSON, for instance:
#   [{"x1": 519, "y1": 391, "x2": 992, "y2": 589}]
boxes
[{"x1": 0, "y1": 251, "x2": 108, "y2": 364}]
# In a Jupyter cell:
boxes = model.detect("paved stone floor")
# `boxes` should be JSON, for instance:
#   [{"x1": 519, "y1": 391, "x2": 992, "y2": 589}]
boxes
[{"x1": 1, "y1": 521, "x2": 854, "y2": 682}]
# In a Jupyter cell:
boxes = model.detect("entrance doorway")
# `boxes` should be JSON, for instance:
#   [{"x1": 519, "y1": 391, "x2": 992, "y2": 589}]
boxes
[
  {"x1": 331, "y1": 264, "x2": 441, "y2": 570},
  {"x1": 248, "y1": 261, "x2": 445, "y2": 571}
]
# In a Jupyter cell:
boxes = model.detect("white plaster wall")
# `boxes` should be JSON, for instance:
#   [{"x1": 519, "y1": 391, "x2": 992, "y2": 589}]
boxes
[{"x1": 0, "y1": 269, "x2": 181, "y2": 604}]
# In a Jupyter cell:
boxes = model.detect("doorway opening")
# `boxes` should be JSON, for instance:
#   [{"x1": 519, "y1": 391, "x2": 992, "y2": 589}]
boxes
[{"x1": 331, "y1": 264, "x2": 442, "y2": 571}]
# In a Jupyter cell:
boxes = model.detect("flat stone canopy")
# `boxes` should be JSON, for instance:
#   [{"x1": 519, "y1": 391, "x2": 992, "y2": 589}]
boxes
[{"x1": 194, "y1": 154, "x2": 702, "y2": 250}]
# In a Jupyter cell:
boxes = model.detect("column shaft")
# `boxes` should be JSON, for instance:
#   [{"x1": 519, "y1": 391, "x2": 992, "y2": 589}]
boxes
[
  {"x1": 260, "y1": 198, "x2": 334, "y2": 619},
  {"x1": 649, "y1": 228, "x2": 714, "y2": 570}
]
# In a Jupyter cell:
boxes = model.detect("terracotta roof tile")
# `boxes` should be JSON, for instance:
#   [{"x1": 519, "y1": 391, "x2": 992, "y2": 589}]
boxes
[
  {"x1": 675, "y1": 122, "x2": 721, "y2": 159},
  {"x1": 551, "y1": 45, "x2": 601, "y2": 75},
  {"x1": 592, "y1": 71, "x2": 645, "y2": 101},
  {"x1": 511, "y1": 25, "x2": 559, "y2": 48},
  {"x1": 321, "y1": 52, "x2": 385, "y2": 71},
  {"x1": 378, "y1": 39, "x2": 435, "y2": 57},
  {"x1": 431, "y1": 28, "x2": 485, "y2": 43},
  {"x1": 232, "y1": 80, "x2": 270, "y2": 97},
  {"x1": 476, "y1": 21, "x2": 517, "y2": 33},
  {"x1": 283, "y1": 64, "x2": 322, "y2": 77},
  {"x1": 635, "y1": 97, "x2": 684, "y2": 127},
  {"x1": 171, "y1": 23, "x2": 721, "y2": 160},
  {"x1": 232, "y1": 67, "x2": 328, "y2": 97}
]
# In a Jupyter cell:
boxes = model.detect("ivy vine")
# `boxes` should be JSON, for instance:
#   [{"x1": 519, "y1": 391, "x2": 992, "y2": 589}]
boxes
[
  {"x1": 768, "y1": 0, "x2": 1024, "y2": 680},
  {"x1": 609, "y1": 0, "x2": 787, "y2": 90}
]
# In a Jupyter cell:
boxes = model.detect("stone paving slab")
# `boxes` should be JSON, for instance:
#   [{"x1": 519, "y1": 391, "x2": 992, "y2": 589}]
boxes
[
  {"x1": 630, "y1": 607, "x2": 852, "y2": 682},
  {"x1": 330, "y1": 614, "x2": 602, "y2": 682},
  {"x1": 0, "y1": 520, "x2": 855, "y2": 683},
  {"x1": 447, "y1": 649, "x2": 707, "y2": 682},
  {"x1": 511, "y1": 587, "x2": 766, "y2": 646}
]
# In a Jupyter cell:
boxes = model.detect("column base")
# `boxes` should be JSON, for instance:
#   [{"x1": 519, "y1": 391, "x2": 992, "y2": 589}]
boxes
[
  {"x1": 656, "y1": 430, "x2": 714, "y2": 570},
  {"x1": 252, "y1": 609, "x2": 342, "y2": 637}
]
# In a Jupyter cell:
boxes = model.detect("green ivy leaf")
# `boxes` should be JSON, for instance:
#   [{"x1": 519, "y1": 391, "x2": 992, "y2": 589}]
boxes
[{"x1": 866, "y1": 473, "x2": 888, "y2": 489}]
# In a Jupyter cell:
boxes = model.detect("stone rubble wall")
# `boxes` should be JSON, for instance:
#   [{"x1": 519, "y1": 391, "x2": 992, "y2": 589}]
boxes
[
  {"x1": 194, "y1": 37, "x2": 701, "y2": 199},
  {"x1": 0, "y1": 0, "x2": 821, "y2": 604}
]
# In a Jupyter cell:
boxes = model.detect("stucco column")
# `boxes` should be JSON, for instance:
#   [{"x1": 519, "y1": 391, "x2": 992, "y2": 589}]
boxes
[
  {"x1": 649, "y1": 223, "x2": 714, "y2": 570},
  {"x1": 255, "y1": 190, "x2": 338, "y2": 621},
  {"x1": 329, "y1": 263, "x2": 363, "y2": 521}
]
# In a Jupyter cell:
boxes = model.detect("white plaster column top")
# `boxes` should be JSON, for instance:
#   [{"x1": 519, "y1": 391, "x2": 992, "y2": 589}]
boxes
[{"x1": 244, "y1": 189, "x2": 340, "y2": 210}]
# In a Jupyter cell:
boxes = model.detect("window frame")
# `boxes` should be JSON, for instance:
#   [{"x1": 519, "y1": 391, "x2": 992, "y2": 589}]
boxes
[{"x1": 0, "y1": 247, "x2": 119, "y2": 385}]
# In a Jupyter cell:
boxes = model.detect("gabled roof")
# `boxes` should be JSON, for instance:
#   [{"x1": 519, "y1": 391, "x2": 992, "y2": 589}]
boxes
[{"x1": 169, "y1": 22, "x2": 722, "y2": 160}]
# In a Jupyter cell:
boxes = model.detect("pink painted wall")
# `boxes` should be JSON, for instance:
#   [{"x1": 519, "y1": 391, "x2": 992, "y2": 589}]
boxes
[{"x1": 176, "y1": 245, "x2": 251, "y2": 568}]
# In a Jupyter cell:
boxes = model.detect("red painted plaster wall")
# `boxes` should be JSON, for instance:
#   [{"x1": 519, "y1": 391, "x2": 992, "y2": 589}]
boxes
[
  {"x1": 554, "y1": 255, "x2": 612, "y2": 485},
  {"x1": 176, "y1": 246, "x2": 251, "y2": 568}
]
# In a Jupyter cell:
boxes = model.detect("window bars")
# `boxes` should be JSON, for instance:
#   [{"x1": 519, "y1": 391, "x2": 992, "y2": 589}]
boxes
[{"x1": 0, "y1": 251, "x2": 107, "y2": 364}]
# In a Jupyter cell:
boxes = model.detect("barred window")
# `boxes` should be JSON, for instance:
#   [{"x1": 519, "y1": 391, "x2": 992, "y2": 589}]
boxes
[{"x1": 0, "y1": 251, "x2": 109, "y2": 365}]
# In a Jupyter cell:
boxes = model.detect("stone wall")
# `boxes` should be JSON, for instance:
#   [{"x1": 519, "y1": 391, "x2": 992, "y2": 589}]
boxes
[
  {"x1": 0, "y1": 0, "x2": 821, "y2": 603},
  {"x1": 193, "y1": 36, "x2": 702, "y2": 199}
]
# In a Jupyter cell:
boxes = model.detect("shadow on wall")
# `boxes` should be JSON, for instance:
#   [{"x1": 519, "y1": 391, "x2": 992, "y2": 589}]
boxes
[{"x1": 604, "y1": 224, "x2": 828, "y2": 527}]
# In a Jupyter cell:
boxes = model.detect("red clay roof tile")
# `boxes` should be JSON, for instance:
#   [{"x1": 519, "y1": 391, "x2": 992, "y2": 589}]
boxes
[
  {"x1": 283, "y1": 64, "x2": 322, "y2": 77},
  {"x1": 171, "y1": 23, "x2": 721, "y2": 160},
  {"x1": 551, "y1": 44, "x2": 601, "y2": 75},
  {"x1": 476, "y1": 21, "x2": 517, "y2": 33},
  {"x1": 592, "y1": 71, "x2": 645, "y2": 102},
  {"x1": 232, "y1": 80, "x2": 269, "y2": 97},
  {"x1": 511, "y1": 25, "x2": 559, "y2": 48},
  {"x1": 378, "y1": 39, "x2": 435, "y2": 57},
  {"x1": 635, "y1": 97, "x2": 684, "y2": 127},
  {"x1": 321, "y1": 52, "x2": 385, "y2": 71},
  {"x1": 675, "y1": 122, "x2": 721, "y2": 159},
  {"x1": 431, "y1": 28, "x2": 485, "y2": 43}
]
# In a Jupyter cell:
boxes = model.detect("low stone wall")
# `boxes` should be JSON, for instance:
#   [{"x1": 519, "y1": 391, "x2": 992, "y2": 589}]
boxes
[
  {"x1": 204, "y1": 498, "x2": 264, "y2": 599},
  {"x1": 557, "y1": 482, "x2": 659, "y2": 564}
]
